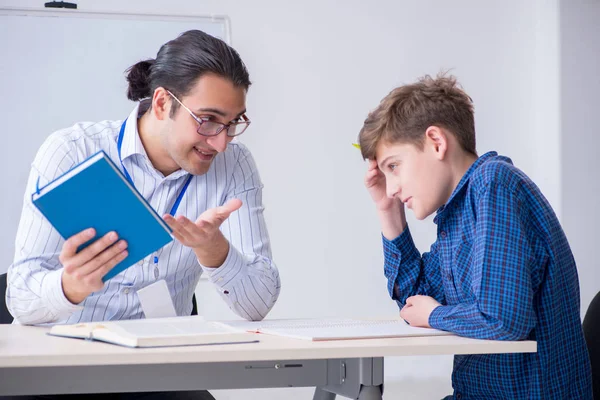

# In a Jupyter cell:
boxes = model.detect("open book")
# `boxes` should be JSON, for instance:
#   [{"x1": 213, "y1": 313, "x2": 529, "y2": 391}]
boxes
[
  {"x1": 48, "y1": 316, "x2": 258, "y2": 348},
  {"x1": 31, "y1": 151, "x2": 173, "y2": 281},
  {"x1": 216, "y1": 318, "x2": 453, "y2": 341}
]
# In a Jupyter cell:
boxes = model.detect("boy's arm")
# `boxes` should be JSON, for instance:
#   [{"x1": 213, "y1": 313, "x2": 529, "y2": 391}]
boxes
[
  {"x1": 429, "y1": 181, "x2": 535, "y2": 340},
  {"x1": 384, "y1": 226, "x2": 445, "y2": 307}
]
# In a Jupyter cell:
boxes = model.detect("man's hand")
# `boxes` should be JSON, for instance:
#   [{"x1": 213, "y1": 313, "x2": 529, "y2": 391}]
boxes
[
  {"x1": 60, "y1": 228, "x2": 128, "y2": 304},
  {"x1": 163, "y1": 199, "x2": 242, "y2": 268},
  {"x1": 400, "y1": 295, "x2": 441, "y2": 328}
]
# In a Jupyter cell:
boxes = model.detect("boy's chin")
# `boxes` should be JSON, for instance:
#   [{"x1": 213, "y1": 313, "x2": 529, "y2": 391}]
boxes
[{"x1": 412, "y1": 207, "x2": 435, "y2": 221}]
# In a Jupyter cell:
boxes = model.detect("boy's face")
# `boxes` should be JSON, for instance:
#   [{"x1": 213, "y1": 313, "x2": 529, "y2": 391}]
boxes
[
  {"x1": 162, "y1": 73, "x2": 247, "y2": 176},
  {"x1": 375, "y1": 135, "x2": 453, "y2": 220}
]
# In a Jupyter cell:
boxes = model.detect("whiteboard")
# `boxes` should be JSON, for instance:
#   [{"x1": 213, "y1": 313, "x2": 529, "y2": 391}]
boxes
[{"x1": 0, "y1": 8, "x2": 230, "y2": 273}]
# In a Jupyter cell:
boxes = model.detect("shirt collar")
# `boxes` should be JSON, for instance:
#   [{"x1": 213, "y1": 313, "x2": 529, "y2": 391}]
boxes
[
  {"x1": 435, "y1": 151, "x2": 498, "y2": 217},
  {"x1": 120, "y1": 100, "x2": 151, "y2": 161}
]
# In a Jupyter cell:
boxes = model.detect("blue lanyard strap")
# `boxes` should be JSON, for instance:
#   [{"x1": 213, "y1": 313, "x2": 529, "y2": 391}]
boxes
[{"x1": 117, "y1": 119, "x2": 193, "y2": 216}]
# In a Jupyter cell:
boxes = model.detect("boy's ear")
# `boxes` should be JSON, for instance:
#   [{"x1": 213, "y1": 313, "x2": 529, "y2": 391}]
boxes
[
  {"x1": 151, "y1": 87, "x2": 172, "y2": 121},
  {"x1": 425, "y1": 126, "x2": 448, "y2": 160}
]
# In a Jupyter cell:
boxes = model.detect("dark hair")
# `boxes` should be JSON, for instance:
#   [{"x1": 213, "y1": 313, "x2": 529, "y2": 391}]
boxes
[
  {"x1": 125, "y1": 30, "x2": 251, "y2": 116},
  {"x1": 359, "y1": 73, "x2": 476, "y2": 159}
]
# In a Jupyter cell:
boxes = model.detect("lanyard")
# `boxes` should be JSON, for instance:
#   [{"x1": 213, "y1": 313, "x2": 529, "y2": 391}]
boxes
[{"x1": 117, "y1": 119, "x2": 193, "y2": 216}]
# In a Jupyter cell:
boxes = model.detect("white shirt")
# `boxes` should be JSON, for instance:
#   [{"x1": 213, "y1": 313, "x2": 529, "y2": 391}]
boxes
[{"x1": 7, "y1": 102, "x2": 280, "y2": 325}]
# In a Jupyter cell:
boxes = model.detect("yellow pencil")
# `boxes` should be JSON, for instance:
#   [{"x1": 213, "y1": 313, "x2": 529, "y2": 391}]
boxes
[{"x1": 352, "y1": 143, "x2": 361, "y2": 149}]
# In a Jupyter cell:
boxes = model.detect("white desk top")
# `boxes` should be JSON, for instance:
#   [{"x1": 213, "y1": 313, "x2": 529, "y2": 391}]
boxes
[{"x1": 0, "y1": 325, "x2": 536, "y2": 368}]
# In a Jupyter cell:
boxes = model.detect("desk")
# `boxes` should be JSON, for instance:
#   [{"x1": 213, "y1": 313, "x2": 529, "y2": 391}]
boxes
[{"x1": 0, "y1": 325, "x2": 536, "y2": 400}]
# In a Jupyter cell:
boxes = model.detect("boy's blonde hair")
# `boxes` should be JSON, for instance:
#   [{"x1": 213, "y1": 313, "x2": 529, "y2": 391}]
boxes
[{"x1": 358, "y1": 74, "x2": 477, "y2": 160}]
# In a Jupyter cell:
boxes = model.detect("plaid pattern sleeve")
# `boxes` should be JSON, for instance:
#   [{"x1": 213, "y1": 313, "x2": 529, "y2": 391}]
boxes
[
  {"x1": 429, "y1": 180, "x2": 536, "y2": 340},
  {"x1": 383, "y1": 227, "x2": 446, "y2": 307}
]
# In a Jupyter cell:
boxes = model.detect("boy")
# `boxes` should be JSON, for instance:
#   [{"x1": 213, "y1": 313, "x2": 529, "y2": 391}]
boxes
[{"x1": 358, "y1": 74, "x2": 592, "y2": 399}]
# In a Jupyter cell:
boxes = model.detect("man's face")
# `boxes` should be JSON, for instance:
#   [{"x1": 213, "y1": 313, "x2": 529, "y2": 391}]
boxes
[
  {"x1": 375, "y1": 139, "x2": 452, "y2": 220},
  {"x1": 163, "y1": 73, "x2": 247, "y2": 176}
]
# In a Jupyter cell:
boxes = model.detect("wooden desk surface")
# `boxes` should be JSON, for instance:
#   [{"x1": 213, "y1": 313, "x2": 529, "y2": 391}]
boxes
[{"x1": 0, "y1": 324, "x2": 536, "y2": 368}]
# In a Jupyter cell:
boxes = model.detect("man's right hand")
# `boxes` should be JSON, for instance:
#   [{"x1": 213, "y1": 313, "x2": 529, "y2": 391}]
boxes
[{"x1": 59, "y1": 228, "x2": 128, "y2": 304}]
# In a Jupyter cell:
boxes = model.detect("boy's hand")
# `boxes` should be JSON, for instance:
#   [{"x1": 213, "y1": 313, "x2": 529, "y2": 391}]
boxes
[
  {"x1": 60, "y1": 228, "x2": 129, "y2": 304},
  {"x1": 364, "y1": 159, "x2": 401, "y2": 212},
  {"x1": 364, "y1": 159, "x2": 407, "y2": 239},
  {"x1": 400, "y1": 295, "x2": 441, "y2": 328}
]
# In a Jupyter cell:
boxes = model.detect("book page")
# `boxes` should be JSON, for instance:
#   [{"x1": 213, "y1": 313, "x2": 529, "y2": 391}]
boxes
[
  {"x1": 106, "y1": 316, "x2": 239, "y2": 338},
  {"x1": 217, "y1": 318, "x2": 452, "y2": 340}
]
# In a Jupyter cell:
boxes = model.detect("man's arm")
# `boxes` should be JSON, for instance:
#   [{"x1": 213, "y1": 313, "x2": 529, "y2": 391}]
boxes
[
  {"x1": 7, "y1": 135, "x2": 81, "y2": 325},
  {"x1": 164, "y1": 143, "x2": 280, "y2": 321},
  {"x1": 428, "y1": 181, "x2": 536, "y2": 340},
  {"x1": 209, "y1": 144, "x2": 280, "y2": 320}
]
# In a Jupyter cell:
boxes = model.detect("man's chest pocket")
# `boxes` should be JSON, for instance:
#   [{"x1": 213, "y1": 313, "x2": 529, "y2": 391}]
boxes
[{"x1": 450, "y1": 240, "x2": 476, "y2": 303}]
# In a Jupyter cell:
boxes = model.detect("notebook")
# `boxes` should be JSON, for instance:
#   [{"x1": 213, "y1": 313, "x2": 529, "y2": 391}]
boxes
[
  {"x1": 216, "y1": 318, "x2": 453, "y2": 341},
  {"x1": 31, "y1": 150, "x2": 173, "y2": 281},
  {"x1": 48, "y1": 316, "x2": 259, "y2": 348}
]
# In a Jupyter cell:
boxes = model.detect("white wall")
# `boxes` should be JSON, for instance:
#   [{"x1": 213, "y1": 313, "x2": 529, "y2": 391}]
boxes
[
  {"x1": 560, "y1": 0, "x2": 600, "y2": 318},
  {"x1": 1, "y1": 0, "x2": 583, "y2": 398}
]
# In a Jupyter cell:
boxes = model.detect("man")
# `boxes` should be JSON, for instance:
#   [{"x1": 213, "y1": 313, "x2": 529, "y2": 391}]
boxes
[{"x1": 6, "y1": 30, "x2": 280, "y2": 400}]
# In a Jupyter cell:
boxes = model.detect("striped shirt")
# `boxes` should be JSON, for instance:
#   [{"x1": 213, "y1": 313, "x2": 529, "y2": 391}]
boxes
[
  {"x1": 7, "y1": 101, "x2": 280, "y2": 325},
  {"x1": 384, "y1": 152, "x2": 592, "y2": 399}
]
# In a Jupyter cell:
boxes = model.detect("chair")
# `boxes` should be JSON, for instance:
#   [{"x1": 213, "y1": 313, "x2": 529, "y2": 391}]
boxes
[
  {"x1": 0, "y1": 273, "x2": 13, "y2": 324},
  {"x1": 191, "y1": 293, "x2": 198, "y2": 316},
  {"x1": 583, "y1": 290, "x2": 600, "y2": 399}
]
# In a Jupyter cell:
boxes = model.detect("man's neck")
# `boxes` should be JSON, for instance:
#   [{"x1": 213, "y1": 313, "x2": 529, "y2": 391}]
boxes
[{"x1": 137, "y1": 112, "x2": 180, "y2": 176}]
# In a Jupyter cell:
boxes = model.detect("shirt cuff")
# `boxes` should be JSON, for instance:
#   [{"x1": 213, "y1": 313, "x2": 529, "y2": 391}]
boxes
[
  {"x1": 198, "y1": 243, "x2": 245, "y2": 290},
  {"x1": 41, "y1": 269, "x2": 84, "y2": 320},
  {"x1": 389, "y1": 225, "x2": 421, "y2": 257},
  {"x1": 429, "y1": 304, "x2": 454, "y2": 331}
]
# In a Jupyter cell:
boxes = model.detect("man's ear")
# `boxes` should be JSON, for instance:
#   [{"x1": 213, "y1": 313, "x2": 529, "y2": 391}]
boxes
[
  {"x1": 151, "y1": 87, "x2": 171, "y2": 121},
  {"x1": 425, "y1": 126, "x2": 448, "y2": 160}
]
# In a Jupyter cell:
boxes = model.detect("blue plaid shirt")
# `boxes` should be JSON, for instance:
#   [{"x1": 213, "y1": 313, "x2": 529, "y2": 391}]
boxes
[{"x1": 384, "y1": 152, "x2": 592, "y2": 399}]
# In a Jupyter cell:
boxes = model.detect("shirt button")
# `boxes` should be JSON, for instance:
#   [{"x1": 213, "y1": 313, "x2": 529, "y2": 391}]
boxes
[
  {"x1": 123, "y1": 288, "x2": 130, "y2": 294},
  {"x1": 456, "y1": 393, "x2": 462, "y2": 400},
  {"x1": 446, "y1": 272, "x2": 453, "y2": 280},
  {"x1": 440, "y1": 231, "x2": 447, "y2": 239},
  {"x1": 391, "y1": 253, "x2": 399, "y2": 260},
  {"x1": 154, "y1": 267, "x2": 159, "y2": 279}
]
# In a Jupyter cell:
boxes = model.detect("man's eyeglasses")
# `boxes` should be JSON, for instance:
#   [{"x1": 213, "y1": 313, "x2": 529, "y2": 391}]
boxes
[{"x1": 166, "y1": 90, "x2": 250, "y2": 137}]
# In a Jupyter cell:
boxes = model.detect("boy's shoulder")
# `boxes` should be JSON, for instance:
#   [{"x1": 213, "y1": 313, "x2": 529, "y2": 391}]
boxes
[{"x1": 468, "y1": 153, "x2": 533, "y2": 197}]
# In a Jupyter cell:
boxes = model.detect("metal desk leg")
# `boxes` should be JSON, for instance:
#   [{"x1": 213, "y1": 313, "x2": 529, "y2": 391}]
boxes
[
  {"x1": 313, "y1": 387, "x2": 337, "y2": 400},
  {"x1": 357, "y1": 385, "x2": 383, "y2": 400},
  {"x1": 313, "y1": 357, "x2": 384, "y2": 400}
]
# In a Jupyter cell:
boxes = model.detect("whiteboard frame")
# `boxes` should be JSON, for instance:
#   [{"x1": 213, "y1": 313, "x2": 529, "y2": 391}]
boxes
[{"x1": 0, "y1": 7, "x2": 232, "y2": 44}]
